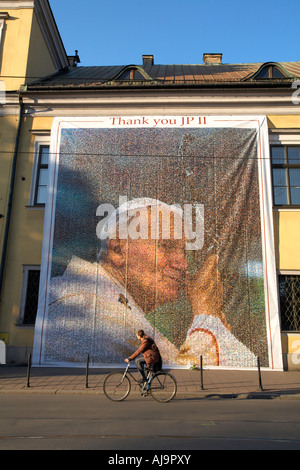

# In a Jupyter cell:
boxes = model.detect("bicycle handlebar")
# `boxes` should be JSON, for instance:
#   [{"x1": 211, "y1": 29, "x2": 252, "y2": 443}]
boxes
[{"x1": 124, "y1": 361, "x2": 131, "y2": 373}]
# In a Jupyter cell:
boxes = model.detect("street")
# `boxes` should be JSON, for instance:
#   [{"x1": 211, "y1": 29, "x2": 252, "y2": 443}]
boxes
[{"x1": 0, "y1": 394, "x2": 300, "y2": 451}]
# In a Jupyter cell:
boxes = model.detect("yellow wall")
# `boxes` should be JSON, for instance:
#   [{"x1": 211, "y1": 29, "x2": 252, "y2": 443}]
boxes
[
  {"x1": 273, "y1": 211, "x2": 300, "y2": 270},
  {"x1": 268, "y1": 115, "x2": 300, "y2": 128},
  {"x1": 25, "y1": 10, "x2": 57, "y2": 83},
  {"x1": 0, "y1": 115, "x2": 19, "y2": 240},
  {"x1": 0, "y1": 8, "x2": 33, "y2": 91},
  {"x1": 268, "y1": 115, "x2": 300, "y2": 270},
  {"x1": 0, "y1": 8, "x2": 56, "y2": 91},
  {"x1": 0, "y1": 3, "x2": 57, "y2": 356},
  {"x1": 268, "y1": 115, "x2": 300, "y2": 370},
  {"x1": 281, "y1": 334, "x2": 300, "y2": 370},
  {"x1": 0, "y1": 116, "x2": 53, "y2": 348}
]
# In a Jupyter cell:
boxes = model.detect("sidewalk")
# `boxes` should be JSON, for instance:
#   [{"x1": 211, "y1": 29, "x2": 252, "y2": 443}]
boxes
[{"x1": 1, "y1": 365, "x2": 300, "y2": 399}]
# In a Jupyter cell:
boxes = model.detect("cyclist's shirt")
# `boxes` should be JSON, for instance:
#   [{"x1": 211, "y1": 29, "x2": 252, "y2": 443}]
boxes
[{"x1": 129, "y1": 336, "x2": 161, "y2": 367}]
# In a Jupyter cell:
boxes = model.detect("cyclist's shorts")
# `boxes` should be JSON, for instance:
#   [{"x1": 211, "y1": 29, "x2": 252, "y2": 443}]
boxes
[{"x1": 150, "y1": 360, "x2": 162, "y2": 373}]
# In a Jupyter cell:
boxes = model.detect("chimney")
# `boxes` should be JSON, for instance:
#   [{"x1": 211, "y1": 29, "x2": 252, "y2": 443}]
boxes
[
  {"x1": 142, "y1": 54, "x2": 154, "y2": 65},
  {"x1": 203, "y1": 53, "x2": 222, "y2": 65},
  {"x1": 68, "y1": 50, "x2": 81, "y2": 67}
]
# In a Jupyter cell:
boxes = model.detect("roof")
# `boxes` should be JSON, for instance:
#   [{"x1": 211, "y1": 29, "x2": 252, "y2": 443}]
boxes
[{"x1": 25, "y1": 61, "x2": 300, "y2": 90}]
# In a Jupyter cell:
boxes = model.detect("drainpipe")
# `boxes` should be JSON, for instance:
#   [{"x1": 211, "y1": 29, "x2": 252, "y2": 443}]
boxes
[{"x1": 0, "y1": 93, "x2": 24, "y2": 300}]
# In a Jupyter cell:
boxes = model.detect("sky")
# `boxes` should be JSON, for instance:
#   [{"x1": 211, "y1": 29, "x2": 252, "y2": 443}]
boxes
[{"x1": 50, "y1": 0, "x2": 299, "y2": 67}]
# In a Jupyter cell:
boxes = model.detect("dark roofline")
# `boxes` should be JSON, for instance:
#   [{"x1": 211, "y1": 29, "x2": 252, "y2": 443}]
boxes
[
  {"x1": 23, "y1": 61, "x2": 300, "y2": 92},
  {"x1": 23, "y1": 79, "x2": 296, "y2": 93}
]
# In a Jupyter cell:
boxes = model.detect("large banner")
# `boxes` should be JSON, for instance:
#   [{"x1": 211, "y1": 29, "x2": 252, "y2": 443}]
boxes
[{"x1": 33, "y1": 116, "x2": 283, "y2": 369}]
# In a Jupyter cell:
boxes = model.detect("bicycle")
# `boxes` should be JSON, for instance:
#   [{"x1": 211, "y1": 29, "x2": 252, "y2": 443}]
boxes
[{"x1": 103, "y1": 362, "x2": 177, "y2": 403}]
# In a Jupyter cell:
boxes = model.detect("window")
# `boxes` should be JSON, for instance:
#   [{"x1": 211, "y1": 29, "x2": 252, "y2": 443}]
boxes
[
  {"x1": 34, "y1": 145, "x2": 49, "y2": 205},
  {"x1": 271, "y1": 145, "x2": 300, "y2": 206},
  {"x1": 28, "y1": 136, "x2": 50, "y2": 207},
  {"x1": 253, "y1": 64, "x2": 288, "y2": 80},
  {"x1": 114, "y1": 66, "x2": 152, "y2": 81},
  {"x1": 278, "y1": 274, "x2": 300, "y2": 332},
  {"x1": 18, "y1": 266, "x2": 40, "y2": 325},
  {"x1": 118, "y1": 69, "x2": 147, "y2": 80}
]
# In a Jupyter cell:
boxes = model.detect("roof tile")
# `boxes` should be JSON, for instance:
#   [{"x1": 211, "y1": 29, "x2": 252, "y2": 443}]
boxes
[{"x1": 27, "y1": 62, "x2": 300, "y2": 89}]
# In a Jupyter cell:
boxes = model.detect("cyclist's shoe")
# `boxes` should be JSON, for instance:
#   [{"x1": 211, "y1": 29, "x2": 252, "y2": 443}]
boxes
[{"x1": 138, "y1": 380, "x2": 147, "y2": 391}]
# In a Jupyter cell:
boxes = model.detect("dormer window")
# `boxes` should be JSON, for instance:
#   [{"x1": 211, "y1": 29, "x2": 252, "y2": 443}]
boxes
[
  {"x1": 252, "y1": 63, "x2": 288, "y2": 80},
  {"x1": 118, "y1": 69, "x2": 146, "y2": 80},
  {"x1": 114, "y1": 66, "x2": 152, "y2": 81}
]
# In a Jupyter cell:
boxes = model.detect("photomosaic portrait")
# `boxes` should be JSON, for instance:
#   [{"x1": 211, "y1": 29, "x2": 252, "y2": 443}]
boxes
[{"x1": 33, "y1": 116, "x2": 282, "y2": 369}]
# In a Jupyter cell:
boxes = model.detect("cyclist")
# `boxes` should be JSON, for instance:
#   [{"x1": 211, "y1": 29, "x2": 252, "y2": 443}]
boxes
[{"x1": 125, "y1": 330, "x2": 162, "y2": 383}]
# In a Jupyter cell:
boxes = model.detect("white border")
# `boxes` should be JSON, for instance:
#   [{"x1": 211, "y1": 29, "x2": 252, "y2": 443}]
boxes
[{"x1": 33, "y1": 115, "x2": 283, "y2": 370}]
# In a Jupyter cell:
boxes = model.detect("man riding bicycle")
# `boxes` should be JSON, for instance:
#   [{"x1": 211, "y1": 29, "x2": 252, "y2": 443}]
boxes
[{"x1": 125, "y1": 330, "x2": 162, "y2": 383}]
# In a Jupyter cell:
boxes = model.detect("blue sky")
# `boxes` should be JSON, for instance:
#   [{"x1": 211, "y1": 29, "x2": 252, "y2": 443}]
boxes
[{"x1": 50, "y1": 0, "x2": 299, "y2": 67}]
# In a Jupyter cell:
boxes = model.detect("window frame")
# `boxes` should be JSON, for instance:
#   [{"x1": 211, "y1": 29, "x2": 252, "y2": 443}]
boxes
[
  {"x1": 255, "y1": 65, "x2": 287, "y2": 79},
  {"x1": 28, "y1": 135, "x2": 50, "y2": 207},
  {"x1": 271, "y1": 144, "x2": 300, "y2": 207},
  {"x1": 269, "y1": 131, "x2": 300, "y2": 209},
  {"x1": 114, "y1": 65, "x2": 153, "y2": 81},
  {"x1": 278, "y1": 271, "x2": 300, "y2": 333},
  {"x1": 34, "y1": 145, "x2": 49, "y2": 206},
  {"x1": 18, "y1": 265, "x2": 41, "y2": 326}
]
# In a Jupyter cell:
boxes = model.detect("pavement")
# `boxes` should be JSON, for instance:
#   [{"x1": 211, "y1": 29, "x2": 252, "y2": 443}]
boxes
[{"x1": 1, "y1": 365, "x2": 300, "y2": 399}]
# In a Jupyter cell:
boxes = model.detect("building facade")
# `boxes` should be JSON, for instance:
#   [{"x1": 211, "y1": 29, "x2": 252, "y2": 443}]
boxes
[{"x1": 0, "y1": 0, "x2": 300, "y2": 369}]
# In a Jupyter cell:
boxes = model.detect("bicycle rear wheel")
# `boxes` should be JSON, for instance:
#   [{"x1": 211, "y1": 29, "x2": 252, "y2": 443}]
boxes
[
  {"x1": 149, "y1": 372, "x2": 177, "y2": 402},
  {"x1": 103, "y1": 372, "x2": 131, "y2": 401}
]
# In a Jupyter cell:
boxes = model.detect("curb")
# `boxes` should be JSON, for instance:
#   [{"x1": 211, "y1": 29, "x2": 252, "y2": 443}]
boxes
[{"x1": 1, "y1": 388, "x2": 300, "y2": 400}]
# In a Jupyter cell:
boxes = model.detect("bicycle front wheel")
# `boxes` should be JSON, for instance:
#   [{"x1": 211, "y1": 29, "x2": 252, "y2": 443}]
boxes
[
  {"x1": 103, "y1": 372, "x2": 131, "y2": 401},
  {"x1": 149, "y1": 372, "x2": 177, "y2": 402}
]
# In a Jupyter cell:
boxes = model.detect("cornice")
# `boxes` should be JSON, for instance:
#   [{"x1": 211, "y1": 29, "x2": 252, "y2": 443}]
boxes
[
  {"x1": 14, "y1": 88, "x2": 300, "y2": 117},
  {"x1": 0, "y1": 1, "x2": 35, "y2": 8},
  {"x1": 21, "y1": 86, "x2": 297, "y2": 101}
]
